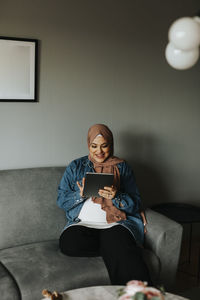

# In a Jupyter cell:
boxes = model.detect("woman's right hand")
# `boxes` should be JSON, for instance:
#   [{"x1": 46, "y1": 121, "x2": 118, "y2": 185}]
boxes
[{"x1": 76, "y1": 177, "x2": 85, "y2": 197}]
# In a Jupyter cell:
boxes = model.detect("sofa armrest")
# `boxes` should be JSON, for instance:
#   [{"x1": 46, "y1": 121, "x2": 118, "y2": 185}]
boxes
[
  {"x1": 144, "y1": 208, "x2": 183, "y2": 290},
  {"x1": 0, "y1": 262, "x2": 20, "y2": 300}
]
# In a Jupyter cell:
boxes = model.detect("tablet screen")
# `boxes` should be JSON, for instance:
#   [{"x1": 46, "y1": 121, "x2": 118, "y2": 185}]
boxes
[{"x1": 83, "y1": 172, "x2": 114, "y2": 198}]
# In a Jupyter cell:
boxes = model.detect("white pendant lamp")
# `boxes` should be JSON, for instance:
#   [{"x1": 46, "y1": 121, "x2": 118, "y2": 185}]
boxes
[
  {"x1": 169, "y1": 17, "x2": 200, "y2": 50},
  {"x1": 165, "y1": 13, "x2": 200, "y2": 70},
  {"x1": 165, "y1": 42, "x2": 199, "y2": 70}
]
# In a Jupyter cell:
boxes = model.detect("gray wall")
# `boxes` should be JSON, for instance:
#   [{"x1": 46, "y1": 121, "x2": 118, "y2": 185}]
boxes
[{"x1": 0, "y1": 0, "x2": 200, "y2": 207}]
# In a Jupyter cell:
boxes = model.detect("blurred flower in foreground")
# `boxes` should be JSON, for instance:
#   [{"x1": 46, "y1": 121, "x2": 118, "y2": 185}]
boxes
[{"x1": 118, "y1": 280, "x2": 165, "y2": 300}]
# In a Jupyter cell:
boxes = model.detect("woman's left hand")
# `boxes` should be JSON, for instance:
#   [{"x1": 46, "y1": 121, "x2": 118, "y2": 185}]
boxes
[
  {"x1": 98, "y1": 185, "x2": 117, "y2": 200},
  {"x1": 140, "y1": 211, "x2": 147, "y2": 234}
]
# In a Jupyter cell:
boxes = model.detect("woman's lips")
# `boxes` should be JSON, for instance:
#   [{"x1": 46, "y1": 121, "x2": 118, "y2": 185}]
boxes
[{"x1": 95, "y1": 154, "x2": 104, "y2": 158}]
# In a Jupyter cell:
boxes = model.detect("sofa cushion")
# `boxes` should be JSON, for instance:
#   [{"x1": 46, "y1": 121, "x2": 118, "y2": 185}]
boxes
[
  {"x1": 0, "y1": 240, "x2": 110, "y2": 300},
  {"x1": 0, "y1": 167, "x2": 66, "y2": 250}
]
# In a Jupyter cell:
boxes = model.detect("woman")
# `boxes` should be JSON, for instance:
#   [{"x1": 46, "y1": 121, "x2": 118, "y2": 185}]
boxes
[{"x1": 57, "y1": 124, "x2": 151, "y2": 285}]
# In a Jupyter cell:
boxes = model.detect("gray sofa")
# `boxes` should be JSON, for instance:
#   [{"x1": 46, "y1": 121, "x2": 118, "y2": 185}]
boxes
[{"x1": 0, "y1": 167, "x2": 183, "y2": 300}]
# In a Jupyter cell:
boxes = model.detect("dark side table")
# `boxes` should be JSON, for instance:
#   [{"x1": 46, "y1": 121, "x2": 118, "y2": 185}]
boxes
[{"x1": 151, "y1": 202, "x2": 200, "y2": 264}]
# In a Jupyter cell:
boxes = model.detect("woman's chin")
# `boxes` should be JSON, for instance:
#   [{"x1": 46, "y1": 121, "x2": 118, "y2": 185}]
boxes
[
  {"x1": 94, "y1": 155, "x2": 111, "y2": 163},
  {"x1": 94, "y1": 157, "x2": 105, "y2": 163}
]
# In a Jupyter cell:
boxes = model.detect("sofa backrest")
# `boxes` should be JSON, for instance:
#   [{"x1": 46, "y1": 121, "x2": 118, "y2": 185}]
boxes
[{"x1": 0, "y1": 167, "x2": 66, "y2": 250}]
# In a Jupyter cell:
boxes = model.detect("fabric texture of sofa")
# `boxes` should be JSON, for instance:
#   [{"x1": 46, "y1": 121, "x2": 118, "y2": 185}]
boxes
[{"x1": 0, "y1": 167, "x2": 183, "y2": 300}]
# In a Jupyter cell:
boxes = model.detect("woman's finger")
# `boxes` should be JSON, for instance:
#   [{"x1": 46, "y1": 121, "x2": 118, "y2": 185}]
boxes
[
  {"x1": 76, "y1": 181, "x2": 81, "y2": 189},
  {"x1": 98, "y1": 190, "x2": 114, "y2": 200},
  {"x1": 77, "y1": 177, "x2": 85, "y2": 188},
  {"x1": 98, "y1": 189, "x2": 108, "y2": 195},
  {"x1": 104, "y1": 186, "x2": 112, "y2": 191},
  {"x1": 100, "y1": 189, "x2": 111, "y2": 195},
  {"x1": 98, "y1": 191, "x2": 103, "y2": 196},
  {"x1": 77, "y1": 178, "x2": 85, "y2": 197}
]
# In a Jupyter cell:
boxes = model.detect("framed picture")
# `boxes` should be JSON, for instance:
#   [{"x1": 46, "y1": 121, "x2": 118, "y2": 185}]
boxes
[{"x1": 0, "y1": 37, "x2": 38, "y2": 102}]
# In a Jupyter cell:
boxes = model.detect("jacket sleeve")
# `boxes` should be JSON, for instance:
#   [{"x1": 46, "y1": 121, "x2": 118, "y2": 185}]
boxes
[
  {"x1": 112, "y1": 162, "x2": 141, "y2": 215},
  {"x1": 57, "y1": 161, "x2": 86, "y2": 213}
]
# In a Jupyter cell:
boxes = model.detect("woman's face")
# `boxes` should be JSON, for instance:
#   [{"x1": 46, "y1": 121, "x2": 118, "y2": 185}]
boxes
[{"x1": 89, "y1": 135, "x2": 112, "y2": 163}]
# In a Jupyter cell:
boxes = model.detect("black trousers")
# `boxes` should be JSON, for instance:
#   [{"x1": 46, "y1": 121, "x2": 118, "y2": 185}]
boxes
[{"x1": 59, "y1": 225, "x2": 151, "y2": 285}]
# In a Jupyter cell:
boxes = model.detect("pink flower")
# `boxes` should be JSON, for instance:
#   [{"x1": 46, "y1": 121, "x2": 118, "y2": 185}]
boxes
[
  {"x1": 118, "y1": 280, "x2": 164, "y2": 300},
  {"x1": 127, "y1": 280, "x2": 147, "y2": 287},
  {"x1": 118, "y1": 295, "x2": 132, "y2": 300},
  {"x1": 124, "y1": 280, "x2": 147, "y2": 296},
  {"x1": 143, "y1": 287, "x2": 164, "y2": 299}
]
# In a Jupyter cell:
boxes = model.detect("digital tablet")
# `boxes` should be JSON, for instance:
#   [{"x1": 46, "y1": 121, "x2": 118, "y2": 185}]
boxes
[{"x1": 83, "y1": 172, "x2": 114, "y2": 198}]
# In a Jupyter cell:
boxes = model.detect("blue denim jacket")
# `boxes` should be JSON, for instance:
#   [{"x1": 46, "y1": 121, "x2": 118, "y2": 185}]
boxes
[{"x1": 57, "y1": 156, "x2": 144, "y2": 245}]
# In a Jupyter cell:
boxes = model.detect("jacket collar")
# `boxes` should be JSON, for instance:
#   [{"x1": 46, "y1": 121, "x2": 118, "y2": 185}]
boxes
[{"x1": 82, "y1": 155, "x2": 122, "y2": 170}]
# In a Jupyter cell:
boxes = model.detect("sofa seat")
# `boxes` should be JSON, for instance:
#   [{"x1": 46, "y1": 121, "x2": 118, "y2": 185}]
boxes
[
  {"x1": 0, "y1": 239, "x2": 160, "y2": 300},
  {"x1": 0, "y1": 240, "x2": 110, "y2": 300}
]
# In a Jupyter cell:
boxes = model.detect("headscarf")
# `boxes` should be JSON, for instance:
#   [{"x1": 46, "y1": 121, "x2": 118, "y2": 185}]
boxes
[
  {"x1": 87, "y1": 123, "x2": 114, "y2": 155},
  {"x1": 87, "y1": 124, "x2": 126, "y2": 223}
]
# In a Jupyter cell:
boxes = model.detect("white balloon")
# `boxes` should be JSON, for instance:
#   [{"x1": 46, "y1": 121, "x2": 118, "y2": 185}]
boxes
[
  {"x1": 165, "y1": 42, "x2": 199, "y2": 70},
  {"x1": 169, "y1": 17, "x2": 200, "y2": 50}
]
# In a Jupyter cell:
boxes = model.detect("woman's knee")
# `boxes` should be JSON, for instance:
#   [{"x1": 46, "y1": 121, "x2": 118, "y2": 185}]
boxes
[
  {"x1": 59, "y1": 227, "x2": 82, "y2": 255},
  {"x1": 100, "y1": 225, "x2": 137, "y2": 251},
  {"x1": 59, "y1": 226, "x2": 99, "y2": 257}
]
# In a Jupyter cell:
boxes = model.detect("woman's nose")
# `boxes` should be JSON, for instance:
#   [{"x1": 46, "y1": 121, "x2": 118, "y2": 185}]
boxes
[{"x1": 96, "y1": 147, "x2": 103, "y2": 153}]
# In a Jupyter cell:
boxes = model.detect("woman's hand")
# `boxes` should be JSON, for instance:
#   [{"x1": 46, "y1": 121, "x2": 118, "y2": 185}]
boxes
[
  {"x1": 140, "y1": 211, "x2": 147, "y2": 234},
  {"x1": 76, "y1": 177, "x2": 85, "y2": 197},
  {"x1": 98, "y1": 185, "x2": 117, "y2": 200}
]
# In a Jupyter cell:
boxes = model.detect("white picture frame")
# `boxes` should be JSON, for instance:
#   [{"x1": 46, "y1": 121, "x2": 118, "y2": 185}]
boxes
[{"x1": 0, "y1": 37, "x2": 38, "y2": 102}]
